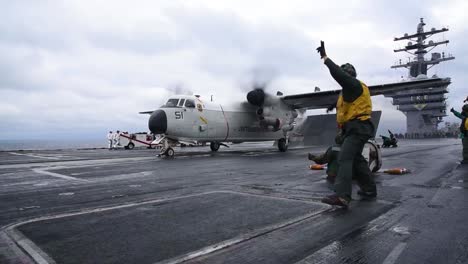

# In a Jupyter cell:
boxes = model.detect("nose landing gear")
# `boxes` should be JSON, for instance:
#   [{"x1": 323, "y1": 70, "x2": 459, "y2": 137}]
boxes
[{"x1": 157, "y1": 136, "x2": 176, "y2": 158}]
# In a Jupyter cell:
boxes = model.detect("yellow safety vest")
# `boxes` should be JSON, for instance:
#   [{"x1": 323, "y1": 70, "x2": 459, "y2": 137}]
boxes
[
  {"x1": 336, "y1": 82, "x2": 372, "y2": 125},
  {"x1": 461, "y1": 118, "x2": 468, "y2": 137}
]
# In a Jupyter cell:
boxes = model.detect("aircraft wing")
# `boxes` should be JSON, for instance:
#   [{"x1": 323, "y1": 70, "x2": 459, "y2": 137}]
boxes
[
  {"x1": 281, "y1": 78, "x2": 451, "y2": 110},
  {"x1": 281, "y1": 89, "x2": 340, "y2": 110}
]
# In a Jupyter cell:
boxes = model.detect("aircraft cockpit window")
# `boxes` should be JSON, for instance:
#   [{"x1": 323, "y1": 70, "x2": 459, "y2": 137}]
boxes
[
  {"x1": 164, "y1": 98, "x2": 179, "y2": 107},
  {"x1": 178, "y1": 99, "x2": 186, "y2": 107},
  {"x1": 185, "y1": 99, "x2": 195, "y2": 108}
]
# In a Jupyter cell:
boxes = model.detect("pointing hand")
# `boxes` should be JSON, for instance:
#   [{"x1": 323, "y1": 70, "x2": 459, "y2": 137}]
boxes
[{"x1": 316, "y1": 41, "x2": 327, "y2": 59}]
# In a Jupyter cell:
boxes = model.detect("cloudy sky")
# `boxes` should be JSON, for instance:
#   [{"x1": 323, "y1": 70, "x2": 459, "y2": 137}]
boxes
[{"x1": 1, "y1": 0, "x2": 467, "y2": 140}]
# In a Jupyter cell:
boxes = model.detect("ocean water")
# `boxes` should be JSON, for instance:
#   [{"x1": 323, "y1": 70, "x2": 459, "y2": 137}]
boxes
[{"x1": 0, "y1": 139, "x2": 107, "y2": 151}]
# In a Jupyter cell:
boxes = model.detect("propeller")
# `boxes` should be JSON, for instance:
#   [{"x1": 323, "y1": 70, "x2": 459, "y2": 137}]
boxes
[
  {"x1": 242, "y1": 67, "x2": 279, "y2": 106},
  {"x1": 247, "y1": 89, "x2": 265, "y2": 107}
]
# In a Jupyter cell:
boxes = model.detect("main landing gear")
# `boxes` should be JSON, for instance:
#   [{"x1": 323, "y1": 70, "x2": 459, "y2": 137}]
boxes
[
  {"x1": 210, "y1": 141, "x2": 220, "y2": 152},
  {"x1": 277, "y1": 137, "x2": 288, "y2": 152},
  {"x1": 209, "y1": 141, "x2": 229, "y2": 152}
]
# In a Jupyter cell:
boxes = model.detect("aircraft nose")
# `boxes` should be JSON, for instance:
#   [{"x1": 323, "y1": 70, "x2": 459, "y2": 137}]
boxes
[{"x1": 148, "y1": 110, "x2": 167, "y2": 134}]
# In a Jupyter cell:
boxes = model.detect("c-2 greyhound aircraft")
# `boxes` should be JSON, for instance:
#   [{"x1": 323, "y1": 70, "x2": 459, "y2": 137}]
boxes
[{"x1": 140, "y1": 78, "x2": 449, "y2": 157}]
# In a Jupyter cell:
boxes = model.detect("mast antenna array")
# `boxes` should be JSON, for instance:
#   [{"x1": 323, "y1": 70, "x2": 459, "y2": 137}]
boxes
[{"x1": 391, "y1": 18, "x2": 455, "y2": 77}]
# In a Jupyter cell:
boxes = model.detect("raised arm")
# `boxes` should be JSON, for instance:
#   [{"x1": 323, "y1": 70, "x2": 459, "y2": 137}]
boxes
[
  {"x1": 323, "y1": 58, "x2": 362, "y2": 102},
  {"x1": 450, "y1": 108, "x2": 464, "y2": 119},
  {"x1": 316, "y1": 41, "x2": 362, "y2": 102}
]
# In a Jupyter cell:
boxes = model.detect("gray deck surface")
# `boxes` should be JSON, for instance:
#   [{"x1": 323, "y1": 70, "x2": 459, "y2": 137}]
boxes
[{"x1": 0, "y1": 139, "x2": 467, "y2": 264}]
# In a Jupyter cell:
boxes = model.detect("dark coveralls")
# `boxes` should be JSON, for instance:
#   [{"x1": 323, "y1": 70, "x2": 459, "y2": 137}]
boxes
[
  {"x1": 451, "y1": 109, "x2": 468, "y2": 162},
  {"x1": 463, "y1": 122, "x2": 468, "y2": 162},
  {"x1": 312, "y1": 145, "x2": 340, "y2": 181},
  {"x1": 324, "y1": 58, "x2": 377, "y2": 201}
]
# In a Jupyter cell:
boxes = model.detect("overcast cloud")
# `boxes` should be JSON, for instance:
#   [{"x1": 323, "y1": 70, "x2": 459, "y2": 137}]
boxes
[{"x1": 0, "y1": 0, "x2": 466, "y2": 140}]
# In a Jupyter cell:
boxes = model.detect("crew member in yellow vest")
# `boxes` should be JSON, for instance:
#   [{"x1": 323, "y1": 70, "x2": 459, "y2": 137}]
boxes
[
  {"x1": 316, "y1": 41, "x2": 377, "y2": 208},
  {"x1": 463, "y1": 116, "x2": 468, "y2": 164},
  {"x1": 451, "y1": 104, "x2": 468, "y2": 163}
]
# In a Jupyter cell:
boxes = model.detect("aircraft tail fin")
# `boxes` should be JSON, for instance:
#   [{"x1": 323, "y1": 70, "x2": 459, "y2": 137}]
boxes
[{"x1": 289, "y1": 111, "x2": 382, "y2": 147}]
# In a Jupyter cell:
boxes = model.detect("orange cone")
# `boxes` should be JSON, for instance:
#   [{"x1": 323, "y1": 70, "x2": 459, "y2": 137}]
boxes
[
  {"x1": 309, "y1": 164, "x2": 326, "y2": 170},
  {"x1": 383, "y1": 168, "x2": 411, "y2": 175}
]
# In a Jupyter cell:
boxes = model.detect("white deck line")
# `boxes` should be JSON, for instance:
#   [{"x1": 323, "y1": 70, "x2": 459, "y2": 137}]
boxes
[
  {"x1": 0, "y1": 156, "x2": 156, "y2": 169},
  {"x1": 8, "y1": 152, "x2": 60, "y2": 160},
  {"x1": 7, "y1": 229, "x2": 56, "y2": 264},
  {"x1": 32, "y1": 169, "x2": 88, "y2": 182},
  {"x1": 156, "y1": 208, "x2": 329, "y2": 264},
  {"x1": 3, "y1": 191, "x2": 330, "y2": 264},
  {"x1": 382, "y1": 242, "x2": 408, "y2": 264}
]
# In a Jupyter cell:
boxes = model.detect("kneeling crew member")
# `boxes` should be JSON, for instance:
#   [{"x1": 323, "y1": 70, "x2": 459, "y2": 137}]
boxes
[
  {"x1": 316, "y1": 41, "x2": 377, "y2": 208},
  {"x1": 308, "y1": 134, "x2": 343, "y2": 183}
]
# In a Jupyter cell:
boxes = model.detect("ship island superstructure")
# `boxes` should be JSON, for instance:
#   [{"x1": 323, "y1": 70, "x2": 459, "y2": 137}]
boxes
[{"x1": 384, "y1": 18, "x2": 454, "y2": 137}]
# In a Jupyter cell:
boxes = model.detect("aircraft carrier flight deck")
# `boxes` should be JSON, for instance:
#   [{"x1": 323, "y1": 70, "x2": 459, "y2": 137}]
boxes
[{"x1": 0, "y1": 139, "x2": 467, "y2": 264}]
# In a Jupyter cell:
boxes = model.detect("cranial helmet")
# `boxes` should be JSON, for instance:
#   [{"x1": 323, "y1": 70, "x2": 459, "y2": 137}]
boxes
[{"x1": 340, "y1": 63, "x2": 357, "y2": 77}]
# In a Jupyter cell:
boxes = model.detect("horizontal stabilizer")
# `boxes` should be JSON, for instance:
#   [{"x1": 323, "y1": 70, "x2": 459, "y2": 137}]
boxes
[{"x1": 139, "y1": 111, "x2": 155, "y2": 115}]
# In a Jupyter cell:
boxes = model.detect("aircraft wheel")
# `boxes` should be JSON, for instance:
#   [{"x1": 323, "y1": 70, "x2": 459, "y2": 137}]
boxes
[
  {"x1": 210, "y1": 141, "x2": 220, "y2": 152},
  {"x1": 165, "y1": 147, "x2": 175, "y2": 157},
  {"x1": 278, "y1": 138, "x2": 288, "y2": 152},
  {"x1": 127, "y1": 142, "x2": 135, "y2": 150}
]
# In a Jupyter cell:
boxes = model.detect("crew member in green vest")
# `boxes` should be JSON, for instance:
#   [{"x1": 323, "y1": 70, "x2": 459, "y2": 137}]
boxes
[
  {"x1": 450, "y1": 104, "x2": 468, "y2": 163},
  {"x1": 316, "y1": 41, "x2": 377, "y2": 208},
  {"x1": 308, "y1": 133, "x2": 344, "y2": 183}
]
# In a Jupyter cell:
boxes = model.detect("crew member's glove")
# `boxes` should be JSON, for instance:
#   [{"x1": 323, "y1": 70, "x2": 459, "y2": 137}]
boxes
[
  {"x1": 316, "y1": 41, "x2": 327, "y2": 59},
  {"x1": 450, "y1": 107, "x2": 454, "y2": 112}
]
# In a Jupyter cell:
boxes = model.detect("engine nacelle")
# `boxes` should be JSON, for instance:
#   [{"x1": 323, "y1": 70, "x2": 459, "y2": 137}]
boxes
[
  {"x1": 259, "y1": 116, "x2": 281, "y2": 130},
  {"x1": 247, "y1": 89, "x2": 265, "y2": 107},
  {"x1": 256, "y1": 108, "x2": 263, "y2": 116},
  {"x1": 256, "y1": 107, "x2": 273, "y2": 116}
]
